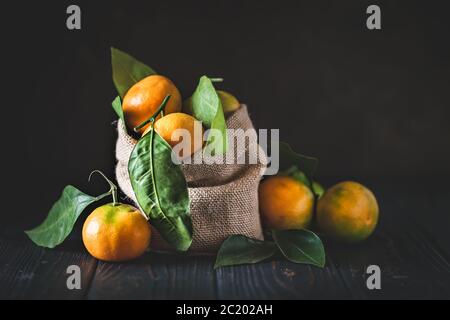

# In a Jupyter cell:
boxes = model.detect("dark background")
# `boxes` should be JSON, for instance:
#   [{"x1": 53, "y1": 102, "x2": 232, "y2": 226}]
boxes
[{"x1": 2, "y1": 0, "x2": 449, "y2": 228}]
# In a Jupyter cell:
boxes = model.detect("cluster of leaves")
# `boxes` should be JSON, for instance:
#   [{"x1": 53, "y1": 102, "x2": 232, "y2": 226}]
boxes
[{"x1": 215, "y1": 230, "x2": 325, "y2": 268}]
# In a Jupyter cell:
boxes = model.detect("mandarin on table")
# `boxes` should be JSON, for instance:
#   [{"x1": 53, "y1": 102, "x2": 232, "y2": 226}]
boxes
[
  {"x1": 82, "y1": 203, "x2": 151, "y2": 262},
  {"x1": 259, "y1": 176, "x2": 314, "y2": 230},
  {"x1": 317, "y1": 181, "x2": 379, "y2": 243}
]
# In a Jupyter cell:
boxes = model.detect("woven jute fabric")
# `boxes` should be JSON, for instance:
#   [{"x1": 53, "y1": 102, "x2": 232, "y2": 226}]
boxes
[{"x1": 115, "y1": 105, "x2": 266, "y2": 252}]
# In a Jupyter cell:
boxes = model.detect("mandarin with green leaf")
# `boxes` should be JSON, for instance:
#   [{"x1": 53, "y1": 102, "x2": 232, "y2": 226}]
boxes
[{"x1": 259, "y1": 176, "x2": 314, "y2": 230}]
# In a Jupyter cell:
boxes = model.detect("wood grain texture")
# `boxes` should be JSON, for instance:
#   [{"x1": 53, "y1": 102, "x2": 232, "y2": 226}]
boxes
[
  {"x1": 215, "y1": 257, "x2": 351, "y2": 299},
  {"x1": 0, "y1": 236, "x2": 97, "y2": 299},
  {"x1": 87, "y1": 252, "x2": 216, "y2": 300}
]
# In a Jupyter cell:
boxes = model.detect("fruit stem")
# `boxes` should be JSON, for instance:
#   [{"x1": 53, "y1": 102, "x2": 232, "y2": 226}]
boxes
[
  {"x1": 89, "y1": 170, "x2": 119, "y2": 206},
  {"x1": 133, "y1": 95, "x2": 171, "y2": 133},
  {"x1": 210, "y1": 78, "x2": 223, "y2": 83}
]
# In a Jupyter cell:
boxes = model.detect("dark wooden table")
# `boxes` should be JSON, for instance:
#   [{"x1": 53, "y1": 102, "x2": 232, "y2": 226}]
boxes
[{"x1": 1, "y1": 182, "x2": 449, "y2": 299}]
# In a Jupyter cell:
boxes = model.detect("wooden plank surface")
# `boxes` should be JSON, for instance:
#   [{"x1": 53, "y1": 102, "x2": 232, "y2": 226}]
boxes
[
  {"x1": 1, "y1": 185, "x2": 449, "y2": 300},
  {"x1": 215, "y1": 258, "x2": 351, "y2": 300},
  {"x1": 0, "y1": 236, "x2": 97, "y2": 299},
  {"x1": 87, "y1": 252, "x2": 216, "y2": 300}
]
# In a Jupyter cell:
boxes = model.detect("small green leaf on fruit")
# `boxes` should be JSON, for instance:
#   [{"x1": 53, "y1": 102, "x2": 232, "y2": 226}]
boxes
[
  {"x1": 112, "y1": 96, "x2": 125, "y2": 124},
  {"x1": 312, "y1": 181, "x2": 325, "y2": 199},
  {"x1": 191, "y1": 76, "x2": 228, "y2": 154},
  {"x1": 281, "y1": 165, "x2": 311, "y2": 186}
]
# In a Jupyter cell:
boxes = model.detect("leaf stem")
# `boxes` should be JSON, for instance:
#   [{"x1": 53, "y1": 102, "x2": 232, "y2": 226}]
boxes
[
  {"x1": 133, "y1": 95, "x2": 171, "y2": 132},
  {"x1": 89, "y1": 170, "x2": 119, "y2": 206}
]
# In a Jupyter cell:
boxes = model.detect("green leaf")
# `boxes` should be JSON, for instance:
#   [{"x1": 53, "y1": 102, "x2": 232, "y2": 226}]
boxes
[
  {"x1": 272, "y1": 229, "x2": 325, "y2": 268},
  {"x1": 25, "y1": 186, "x2": 107, "y2": 248},
  {"x1": 280, "y1": 165, "x2": 323, "y2": 198},
  {"x1": 279, "y1": 142, "x2": 318, "y2": 187},
  {"x1": 192, "y1": 76, "x2": 227, "y2": 154},
  {"x1": 128, "y1": 128, "x2": 193, "y2": 251},
  {"x1": 281, "y1": 165, "x2": 311, "y2": 186},
  {"x1": 111, "y1": 96, "x2": 124, "y2": 122},
  {"x1": 214, "y1": 235, "x2": 277, "y2": 268},
  {"x1": 111, "y1": 47, "x2": 157, "y2": 98},
  {"x1": 312, "y1": 181, "x2": 325, "y2": 199}
]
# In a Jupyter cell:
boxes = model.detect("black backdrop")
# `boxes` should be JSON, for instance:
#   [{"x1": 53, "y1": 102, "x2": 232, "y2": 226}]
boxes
[{"x1": 2, "y1": 0, "x2": 449, "y2": 228}]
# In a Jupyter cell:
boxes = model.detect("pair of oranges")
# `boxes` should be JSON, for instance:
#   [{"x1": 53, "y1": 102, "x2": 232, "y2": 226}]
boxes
[
  {"x1": 124, "y1": 75, "x2": 240, "y2": 158},
  {"x1": 124, "y1": 74, "x2": 202, "y2": 157},
  {"x1": 259, "y1": 177, "x2": 379, "y2": 243}
]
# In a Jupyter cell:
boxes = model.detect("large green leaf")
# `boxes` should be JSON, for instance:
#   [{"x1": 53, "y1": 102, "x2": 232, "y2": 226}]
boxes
[
  {"x1": 25, "y1": 186, "x2": 107, "y2": 248},
  {"x1": 111, "y1": 47, "x2": 157, "y2": 98},
  {"x1": 279, "y1": 142, "x2": 318, "y2": 186},
  {"x1": 272, "y1": 229, "x2": 325, "y2": 268},
  {"x1": 128, "y1": 128, "x2": 192, "y2": 251},
  {"x1": 192, "y1": 76, "x2": 227, "y2": 154},
  {"x1": 214, "y1": 235, "x2": 277, "y2": 269}
]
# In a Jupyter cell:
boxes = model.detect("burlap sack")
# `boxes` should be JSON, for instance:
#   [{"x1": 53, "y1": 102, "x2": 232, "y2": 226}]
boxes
[{"x1": 115, "y1": 105, "x2": 266, "y2": 252}]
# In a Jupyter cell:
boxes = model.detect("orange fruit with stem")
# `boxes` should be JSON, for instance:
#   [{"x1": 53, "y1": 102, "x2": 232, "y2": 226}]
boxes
[
  {"x1": 82, "y1": 171, "x2": 151, "y2": 261},
  {"x1": 122, "y1": 75, "x2": 182, "y2": 134}
]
